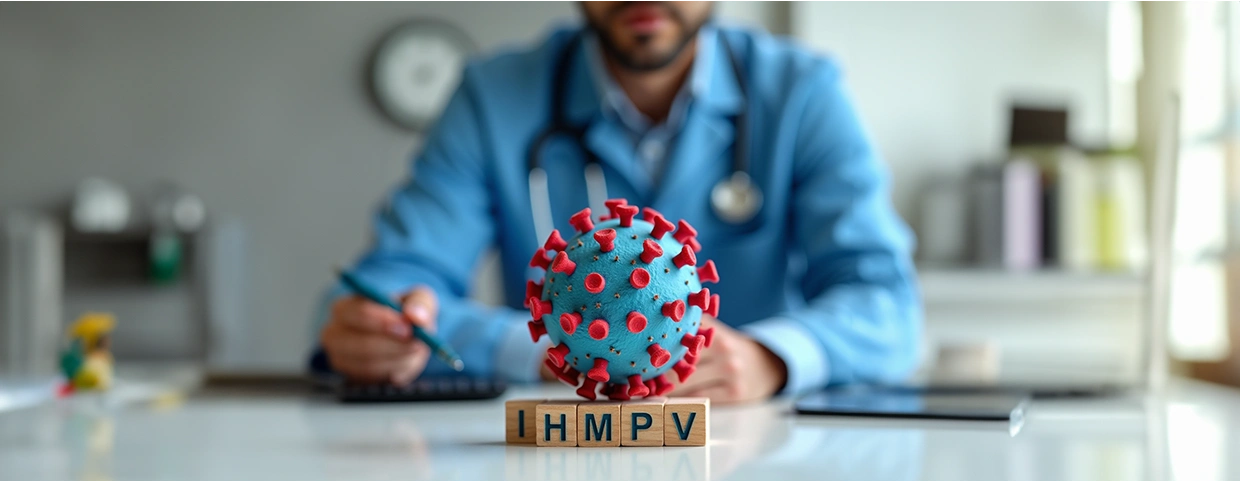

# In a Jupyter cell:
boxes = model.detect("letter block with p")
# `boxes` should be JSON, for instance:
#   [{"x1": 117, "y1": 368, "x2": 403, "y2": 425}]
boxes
[{"x1": 620, "y1": 398, "x2": 665, "y2": 446}]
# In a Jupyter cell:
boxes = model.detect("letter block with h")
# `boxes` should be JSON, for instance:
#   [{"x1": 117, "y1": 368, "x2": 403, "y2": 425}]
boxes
[{"x1": 536, "y1": 401, "x2": 578, "y2": 447}]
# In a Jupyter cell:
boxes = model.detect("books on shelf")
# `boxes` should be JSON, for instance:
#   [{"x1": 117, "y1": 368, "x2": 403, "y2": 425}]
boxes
[
  {"x1": 968, "y1": 160, "x2": 1042, "y2": 270},
  {"x1": 1048, "y1": 149, "x2": 1148, "y2": 272},
  {"x1": 924, "y1": 147, "x2": 1147, "y2": 273},
  {"x1": 1055, "y1": 150, "x2": 1097, "y2": 271},
  {"x1": 1095, "y1": 158, "x2": 1148, "y2": 271},
  {"x1": 918, "y1": 176, "x2": 970, "y2": 265}
]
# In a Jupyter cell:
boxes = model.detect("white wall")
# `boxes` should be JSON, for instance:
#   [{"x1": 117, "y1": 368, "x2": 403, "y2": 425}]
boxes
[
  {"x1": 0, "y1": 2, "x2": 780, "y2": 372},
  {"x1": 0, "y1": 2, "x2": 1111, "y2": 372},
  {"x1": 0, "y1": 3, "x2": 583, "y2": 371},
  {"x1": 792, "y1": 2, "x2": 1110, "y2": 220}
]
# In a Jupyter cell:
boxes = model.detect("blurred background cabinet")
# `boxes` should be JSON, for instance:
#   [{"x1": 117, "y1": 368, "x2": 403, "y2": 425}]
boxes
[
  {"x1": 919, "y1": 268, "x2": 1145, "y2": 385},
  {"x1": 0, "y1": 209, "x2": 249, "y2": 377}
]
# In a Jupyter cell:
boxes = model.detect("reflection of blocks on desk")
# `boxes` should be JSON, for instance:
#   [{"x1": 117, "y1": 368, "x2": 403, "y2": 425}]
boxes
[
  {"x1": 534, "y1": 446, "x2": 579, "y2": 480},
  {"x1": 664, "y1": 446, "x2": 710, "y2": 480},
  {"x1": 536, "y1": 401, "x2": 578, "y2": 447},
  {"x1": 508, "y1": 398, "x2": 707, "y2": 447},
  {"x1": 622, "y1": 448, "x2": 665, "y2": 479},
  {"x1": 503, "y1": 446, "x2": 539, "y2": 480}
]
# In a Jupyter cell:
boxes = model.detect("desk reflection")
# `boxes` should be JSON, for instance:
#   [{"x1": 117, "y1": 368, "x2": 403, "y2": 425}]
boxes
[
  {"x1": 502, "y1": 446, "x2": 708, "y2": 480},
  {"x1": 6, "y1": 382, "x2": 1238, "y2": 480},
  {"x1": 499, "y1": 401, "x2": 924, "y2": 480}
]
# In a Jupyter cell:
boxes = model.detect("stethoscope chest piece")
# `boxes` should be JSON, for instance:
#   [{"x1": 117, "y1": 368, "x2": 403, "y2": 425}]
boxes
[{"x1": 711, "y1": 171, "x2": 762, "y2": 224}]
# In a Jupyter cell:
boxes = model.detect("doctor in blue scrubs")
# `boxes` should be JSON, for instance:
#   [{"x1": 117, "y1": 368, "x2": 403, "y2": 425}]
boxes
[{"x1": 314, "y1": 1, "x2": 921, "y2": 404}]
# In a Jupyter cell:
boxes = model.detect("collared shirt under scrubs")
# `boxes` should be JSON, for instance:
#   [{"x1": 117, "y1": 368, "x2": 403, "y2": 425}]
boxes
[{"x1": 583, "y1": 27, "x2": 714, "y2": 182}]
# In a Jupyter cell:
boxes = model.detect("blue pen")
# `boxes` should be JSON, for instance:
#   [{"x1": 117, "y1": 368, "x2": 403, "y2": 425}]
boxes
[{"x1": 337, "y1": 269, "x2": 464, "y2": 372}]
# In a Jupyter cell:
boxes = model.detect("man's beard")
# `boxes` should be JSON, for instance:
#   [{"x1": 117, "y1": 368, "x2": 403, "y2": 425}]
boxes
[{"x1": 587, "y1": 2, "x2": 709, "y2": 72}]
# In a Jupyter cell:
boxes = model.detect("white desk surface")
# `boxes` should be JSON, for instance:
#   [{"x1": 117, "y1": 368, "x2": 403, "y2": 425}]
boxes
[{"x1": 2, "y1": 377, "x2": 1239, "y2": 480}]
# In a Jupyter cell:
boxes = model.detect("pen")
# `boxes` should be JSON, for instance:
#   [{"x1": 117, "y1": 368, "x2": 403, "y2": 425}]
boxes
[{"x1": 337, "y1": 269, "x2": 465, "y2": 372}]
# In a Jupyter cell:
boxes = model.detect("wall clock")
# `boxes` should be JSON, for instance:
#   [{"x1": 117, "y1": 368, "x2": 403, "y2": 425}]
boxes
[{"x1": 369, "y1": 19, "x2": 476, "y2": 131}]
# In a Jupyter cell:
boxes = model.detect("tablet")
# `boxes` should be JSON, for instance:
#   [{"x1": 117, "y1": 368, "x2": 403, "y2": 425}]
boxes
[{"x1": 795, "y1": 386, "x2": 1028, "y2": 425}]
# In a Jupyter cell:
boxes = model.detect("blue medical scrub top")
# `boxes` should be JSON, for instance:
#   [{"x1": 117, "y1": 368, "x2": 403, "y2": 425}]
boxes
[{"x1": 312, "y1": 23, "x2": 922, "y2": 395}]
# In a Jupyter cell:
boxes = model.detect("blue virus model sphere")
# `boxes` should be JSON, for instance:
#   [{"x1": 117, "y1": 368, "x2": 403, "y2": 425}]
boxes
[{"x1": 526, "y1": 199, "x2": 719, "y2": 400}]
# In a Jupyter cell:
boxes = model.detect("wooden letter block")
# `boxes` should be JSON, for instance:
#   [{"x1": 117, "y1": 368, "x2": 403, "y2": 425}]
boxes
[
  {"x1": 505, "y1": 399, "x2": 541, "y2": 444},
  {"x1": 663, "y1": 397, "x2": 709, "y2": 446},
  {"x1": 536, "y1": 401, "x2": 578, "y2": 447},
  {"x1": 620, "y1": 398, "x2": 665, "y2": 446},
  {"x1": 577, "y1": 401, "x2": 621, "y2": 447}
]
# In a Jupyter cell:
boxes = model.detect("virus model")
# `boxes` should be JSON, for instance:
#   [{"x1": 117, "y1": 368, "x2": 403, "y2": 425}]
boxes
[{"x1": 526, "y1": 198, "x2": 720, "y2": 400}]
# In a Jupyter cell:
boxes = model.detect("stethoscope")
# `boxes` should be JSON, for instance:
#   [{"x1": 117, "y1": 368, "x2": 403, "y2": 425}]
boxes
[{"x1": 526, "y1": 30, "x2": 763, "y2": 242}]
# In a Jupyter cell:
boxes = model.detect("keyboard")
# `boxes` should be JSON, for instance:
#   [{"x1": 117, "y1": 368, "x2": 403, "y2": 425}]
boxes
[{"x1": 337, "y1": 376, "x2": 507, "y2": 403}]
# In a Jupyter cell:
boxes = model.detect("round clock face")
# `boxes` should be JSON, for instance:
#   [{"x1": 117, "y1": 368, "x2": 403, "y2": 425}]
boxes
[{"x1": 371, "y1": 21, "x2": 474, "y2": 131}]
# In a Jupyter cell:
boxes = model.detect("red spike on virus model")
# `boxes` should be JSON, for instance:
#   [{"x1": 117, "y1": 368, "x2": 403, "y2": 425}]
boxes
[{"x1": 526, "y1": 200, "x2": 721, "y2": 400}]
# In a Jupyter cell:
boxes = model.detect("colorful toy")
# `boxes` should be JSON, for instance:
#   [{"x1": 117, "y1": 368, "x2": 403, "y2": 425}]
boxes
[
  {"x1": 527, "y1": 199, "x2": 720, "y2": 400},
  {"x1": 59, "y1": 312, "x2": 116, "y2": 392}
]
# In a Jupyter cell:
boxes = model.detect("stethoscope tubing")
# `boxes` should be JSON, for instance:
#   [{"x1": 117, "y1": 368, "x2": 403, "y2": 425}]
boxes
[{"x1": 526, "y1": 28, "x2": 759, "y2": 243}]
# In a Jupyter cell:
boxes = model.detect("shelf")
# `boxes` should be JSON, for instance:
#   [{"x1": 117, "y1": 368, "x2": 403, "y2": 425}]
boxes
[
  {"x1": 917, "y1": 266, "x2": 1147, "y2": 385},
  {"x1": 64, "y1": 228, "x2": 196, "y2": 244},
  {"x1": 917, "y1": 267, "x2": 1145, "y2": 303}
]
